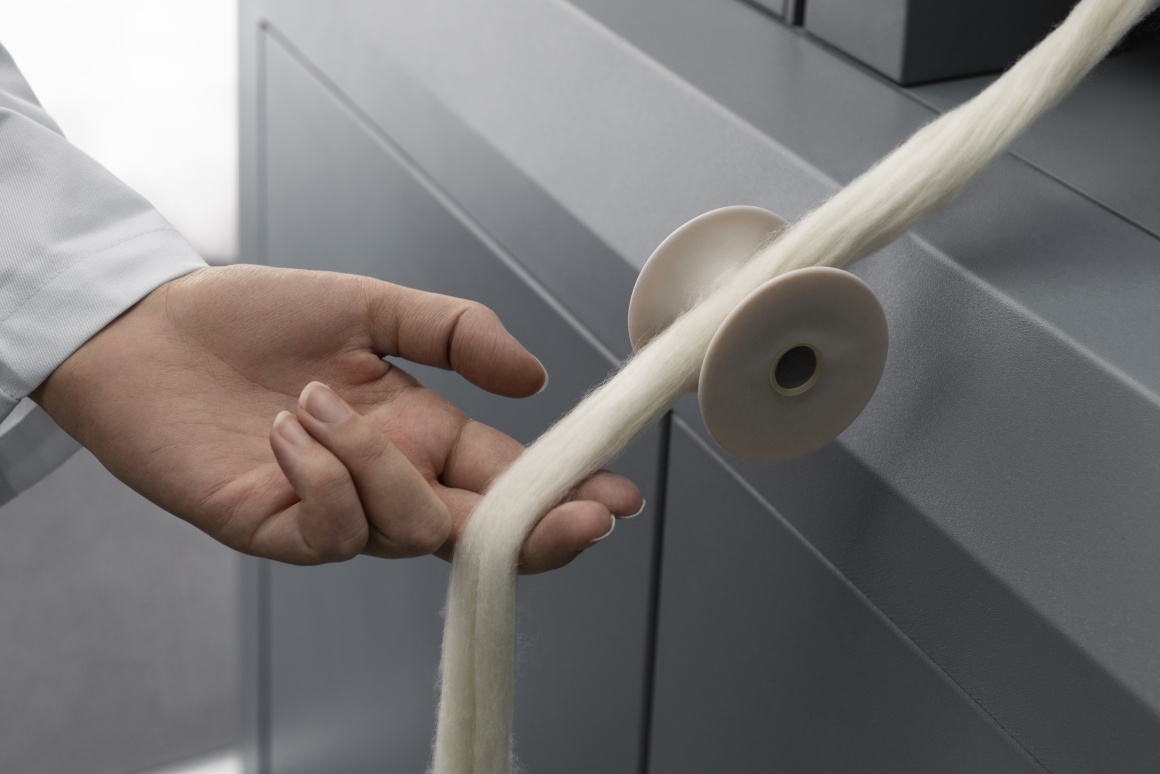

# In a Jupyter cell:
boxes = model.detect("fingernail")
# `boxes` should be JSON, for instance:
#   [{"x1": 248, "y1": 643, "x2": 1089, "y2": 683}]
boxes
[
  {"x1": 300, "y1": 381, "x2": 351, "y2": 423},
  {"x1": 622, "y1": 499, "x2": 647, "y2": 519},
  {"x1": 533, "y1": 356, "x2": 550, "y2": 395},
  {"x1": 588, "y1": 513, "x2": 616, "y2": 545},
  {"x1": 274, "y1": 410, "x2": 314, "y2": 447}
]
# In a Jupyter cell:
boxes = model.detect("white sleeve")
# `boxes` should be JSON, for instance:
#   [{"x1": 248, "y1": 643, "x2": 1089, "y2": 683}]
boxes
[{"x1": 0, "y1": 42, "x2": 208, "y2": 422}]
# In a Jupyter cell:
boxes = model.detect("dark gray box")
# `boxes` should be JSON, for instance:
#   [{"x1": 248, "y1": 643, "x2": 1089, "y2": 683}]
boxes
[{"x1": 805, "y1": 0, "x2": 1073, "y2": 84}]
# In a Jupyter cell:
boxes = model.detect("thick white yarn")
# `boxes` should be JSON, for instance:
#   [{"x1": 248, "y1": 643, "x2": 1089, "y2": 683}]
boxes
[{"x1": 431, "y1": 1, "x2": 1159, "y2": 771}]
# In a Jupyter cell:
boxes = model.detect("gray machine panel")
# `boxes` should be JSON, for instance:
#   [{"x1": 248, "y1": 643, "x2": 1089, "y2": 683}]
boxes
[
  {"x1": 259, "y1": 34, "x2": 662, "y2": 772},
  {"x1": 239, "y1": 0, "x2": 1160, "y2": 770},
  {"x1": 0, "y1": 450, "x2": 236, "y2": 772},
  {"x1": 910, "y1": 41, "x2": 1160, "y2": 240},
  {"x1": 650, "y1": 419, "x2": 1037, "y2": 773}
]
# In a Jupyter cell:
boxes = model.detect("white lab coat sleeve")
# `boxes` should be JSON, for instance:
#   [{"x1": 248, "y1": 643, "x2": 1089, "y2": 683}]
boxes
[{"x1": 0, "y1": 42, "x2": 208, "y2": 422}]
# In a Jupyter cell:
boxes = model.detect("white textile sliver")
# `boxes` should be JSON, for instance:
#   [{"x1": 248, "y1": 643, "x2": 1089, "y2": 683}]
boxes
[{"x1": 430, "y1": 1, "x2": 1160, "y2": 771}]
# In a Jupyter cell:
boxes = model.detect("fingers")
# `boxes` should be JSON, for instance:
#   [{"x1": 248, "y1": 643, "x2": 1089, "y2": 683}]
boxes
[
  {"x1": 518, "y1": 501, "x2": 616, "y2": 574},
  {"x1": 432, "y1": 486, "x2": 618, "y2": 575},
  {"x1": 361, "y1": 277, "x2": 548, "y2": 398},
  {"x1": 443, "y1": 419, "x2": 644, "y2": 517},
  {"x1": 267, "y1": 382, "x2": 451, "y2": 563},
  {"x1": 440, "y1": 419, "x2": 525, "y2": 493},
  {"x1": 434, "y1": 417, "x2": 644, "y2": 574},
  {"x1": 267, "y1": 412, "x2": 369, "y2": 563},
  {"x1": 296, "y1": 382, "x2": 452, "y2": 558},
  {"x1": 575, "y1": 473, "x2": 645, "y2": 519},
  {"x1": 266, "y1": 373, "x2": 643, "y2": 574}
]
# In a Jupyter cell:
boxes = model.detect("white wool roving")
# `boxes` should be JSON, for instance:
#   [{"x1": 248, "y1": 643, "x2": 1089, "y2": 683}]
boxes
[{"x1": 431, "y1": 0, "x2": 1159, "y2": 771}]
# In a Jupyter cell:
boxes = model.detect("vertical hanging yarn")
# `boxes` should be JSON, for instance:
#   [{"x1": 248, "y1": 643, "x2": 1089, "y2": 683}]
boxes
[{"x1": 431, "y1": 0, "x2": 1160, "y2": 771}]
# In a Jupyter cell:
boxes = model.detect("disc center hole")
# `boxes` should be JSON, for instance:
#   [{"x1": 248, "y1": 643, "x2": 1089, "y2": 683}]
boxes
[{"x1": 771, "y1": 344, "x2": 820, "y2": 396}]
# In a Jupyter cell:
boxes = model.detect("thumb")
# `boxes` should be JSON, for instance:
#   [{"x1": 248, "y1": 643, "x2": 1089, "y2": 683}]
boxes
[{"x1": 363, "y1": 278, "x2": 548, "y2": 398}]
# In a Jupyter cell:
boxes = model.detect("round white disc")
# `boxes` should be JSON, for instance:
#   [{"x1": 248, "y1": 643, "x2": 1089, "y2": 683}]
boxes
[
  {"x1": 628, "y1": 206, "x2": 788, "y2": 352},
  {"x1": 698, "y1": 267, "x2": 888, "y2": 463}
]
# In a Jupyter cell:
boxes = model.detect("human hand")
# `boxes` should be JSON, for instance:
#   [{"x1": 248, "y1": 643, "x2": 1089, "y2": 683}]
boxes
[{"x1": 32, "y1": 264, "x2": 642, "y2": 571}]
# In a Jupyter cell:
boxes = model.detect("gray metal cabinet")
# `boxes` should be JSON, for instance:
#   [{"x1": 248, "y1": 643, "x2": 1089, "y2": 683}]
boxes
[
  {"x1": 251, "y1": 30, "x2": 662, "y2": 773},
  {"x1": 240, "y1": 1, "x2": 1160, "y2": 772},
  {"x1": 649, "y1": 419, "x2": 1037, "y2": 773}
]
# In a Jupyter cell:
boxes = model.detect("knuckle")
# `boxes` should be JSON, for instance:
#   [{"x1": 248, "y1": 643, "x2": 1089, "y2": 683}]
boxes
[
  {"x1": 301, "y1": 510, "x2": 366, "y2": 565},
  {"x1": 383, "y1": 508, "x2": 449, "y2": 559},
  {"x1": 311, "y1": 465, "x2": 352, "y2": 501},
  {"x1": 386, "y1": 530, "x2": 439, "y2": 559},
  {"x1": 466, "y1": 301, "x2": 500, "y2": 326},
  {"x1": 407, "y1": 518, "x2": 449, "y2": 556},
  {"x1": 462, "y1": 298, "x2": 488, "y2": 315},
  {"x1": 313, "y1": 534, "x2": 363, "y2": 564},
  {"x1": 451, "y1": 299, "x2": 492, "y2": 331}
]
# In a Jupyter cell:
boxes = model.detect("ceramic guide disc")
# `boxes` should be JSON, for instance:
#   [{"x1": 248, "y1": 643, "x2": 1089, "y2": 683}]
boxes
[
  {"x1": 698, "y1": 267, "x2": 888, "y2": 463},
  {"x1": 628, "y1": 206, "x2": 788, "y2": 352}
]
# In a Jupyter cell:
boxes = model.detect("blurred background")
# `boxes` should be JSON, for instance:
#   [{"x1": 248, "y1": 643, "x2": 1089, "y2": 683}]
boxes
[
  {"x1": 0, "y1": 2, "x2": 241, "y2": 772},
  {"x1": 0, "y1": 0, "x2": 238, "y2": 262}
]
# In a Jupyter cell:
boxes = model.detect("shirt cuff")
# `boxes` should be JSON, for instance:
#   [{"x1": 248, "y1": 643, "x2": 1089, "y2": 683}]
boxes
[{"x1": 0, "y1": 227, "x2": 208, "y2": 420}]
